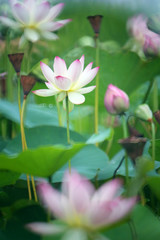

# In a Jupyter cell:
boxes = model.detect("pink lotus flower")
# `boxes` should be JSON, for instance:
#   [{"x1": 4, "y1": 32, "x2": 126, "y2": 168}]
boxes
[
  {"x1": 0, "y1": 0, "x2": 71, "y2": 44},
  {"x1": 27, "y1": 171, "x2": 136, "y2": 237},
  {"x1": 127, "y1": 15, "x2": 160, "y2": 55},
  {"x1": 104, "y1": 84, "x2": 129, "y2": 115},
  {"x1": 33, "y1": 55, "x2": 99, "y2": 105}
]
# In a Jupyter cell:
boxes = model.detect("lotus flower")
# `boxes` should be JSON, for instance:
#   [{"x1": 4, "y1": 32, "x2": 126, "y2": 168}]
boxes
[
  {"x1": 33, "y1": 55, "x2": 99, "y2": 105},
  {"x1": 135, "y1": 104, "x2": 153, "y2": 122},
  {"x1": 27, "y1": 171, "x2": 136, "y2": 237},
  {"x1": 0, "y1": 0, "x2": 71, "y2": 44},
  {"x1": 127, "y1": 15, "x2": 160, "y2": 55},
  {"x1": 104, "y1": 84, "x2": 129, "y2": 115}
]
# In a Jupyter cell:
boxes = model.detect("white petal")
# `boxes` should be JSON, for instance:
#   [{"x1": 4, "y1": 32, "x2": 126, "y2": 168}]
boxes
[
  {"x1": 56, "y1": 19, "x2": 72, "y2": 25},
  {"x1": 79, "y1": 55, "x2": 85, "y2": 71},
  {"x1": 83, "y1": 62, "x2": 93, "y2": 73},
  {"x1": 40, "y1": 22, "x2": 63, "y2": 31},
  {"x1": 24, "y1": 28, "x2": 39, "y2": 42},
  {"x1": 41, "y1": 31, "x2": 59, "y2": 40},
  {"x1": 12, "y1": 3, "x2": 29, "y2": 24},
  {"x1": 54, "y1": 56, "x2": 67, "y2": 75},
  {"x1": 34, "y1": 1, "x2": 50, "y2": 22},
  {"x1": 26, "y1": 222, "x2": 65, "y2": 235},
  {"x1": 76, "y1": 67, "x2": 99, "y2": 89},
  {"x1": 67, "y1": 59, "x2": 82, "y2": 82},
  {"x1": 45, "y1": 82, "x2": 58, "y2": 91},
  {"x1": 77, "y1": 86, "x2": 96, "y2": 94},
  {"x1": 57, "y1": 92, "x2": 66, "y2": 102},
  {"x1": 40, "y1": 62, "x2": 55, "y2": 84},
  {"x1": 45, "y1": 3, "x2": 64, "y2": 21},
  {"x1": 55, "y1": 76, "x2": 71, "y2": 90},
  {"x1": 68, "y1": 92, "x2": 85, "y2": 105},
  {"x1": 0, "y1": 16, "x2": 20, "y2": 28},
  {"x1": 33, "y1": 89, "x2": 57, "y2": 97}
]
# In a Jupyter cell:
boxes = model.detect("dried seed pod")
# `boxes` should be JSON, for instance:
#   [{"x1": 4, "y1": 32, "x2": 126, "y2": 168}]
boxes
[
  {"x1": 21, "y1": 75, "x2": 36, "y2": 99},
  {"x1": 87, "y1": 15, "x2": 103, "y2": 37},
  {"x1": 154, "y1": 110, "x2": 160, "y2": 124},
  {"x1": 8, "y1": 53, "x2": 24, "y2": 74}
]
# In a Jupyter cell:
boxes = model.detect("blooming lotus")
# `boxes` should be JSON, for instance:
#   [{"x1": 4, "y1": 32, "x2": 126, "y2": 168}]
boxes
[
  {"x1": 33, "y1": 55, "x2": 99, "y2": 105},
  {"x1": 104, "y1": 84, "x2": 129, "y2": 115},
  {"x1": 0, "y1": 0, "x2": 71, "y2": 44},
  {"x1": 27, "y1": 171, "x2": 136, "y2": 238},
  {"x1": 127, "y1": 15, "x2": 160, "y2": 55}
]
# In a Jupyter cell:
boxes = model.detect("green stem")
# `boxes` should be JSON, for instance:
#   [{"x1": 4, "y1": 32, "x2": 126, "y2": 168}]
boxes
[
  {"x1": 151, "y1": 121, "x2": 155, "y2": 168},
  {"x1": 17, "y1": 73, "x2": 21, "y2": 117},
  {"x1": 66, "y1": 95, "x2": 71, "y2": 173},
  {"x1": 55, "y1": 96, "x2": 62, "y2": 126},
  {"x1": 128, "y1": 219, "x2": 138, "y2": 240},
  {"x1": 27, "y1": 42, "x2": 33, "y2": 74},
  {"x1": 153, "y1": 78, "x2": 158, "y2": 112},
  {"x1": 122, "y1": 115, "x2": 129, "y2": 184},
  {"x1": 94, "y1": 37, "x2": 99, "y2": 136}
]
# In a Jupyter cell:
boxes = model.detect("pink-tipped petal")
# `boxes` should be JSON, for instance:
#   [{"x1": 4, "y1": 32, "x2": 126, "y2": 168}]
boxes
[
  {"x1": 75, "y1": 67, "x2": 99, "y2": 89},
  {"x1": 54, "y1": 56, "x2": 67, "y2": 75},
  {"x1": 37, "y1": 182, "x2": 67, "y2": 219},
  {"x1": 83, "y1": 62, "x2": 93, "y2": 73},
  {"x1": 40, "y1": 22, "x2": 63, "y2": 31},
  {"x1": 79, "y1": 55, "x2": 85, "y2": 71},
  {"x1": 56, "y1": 19, "x2": 72, "y2": 25},
  {"x1": 33, "y1": 89, "x2": 57, "y2": 97},
  {"x1": 67, "y1": 59, "x2": 82, "y2": 82},
  {"x1": 46, "y1": 3, "x2": 64, "y2": 21},
  {"x1": 62, "y1": 171, "x2": 94, "y2": 214},
  {"x1": 78, "y1": 86, "x2": 96, "y2": 94},
  {"x1": 26, "y1": 222, "x2": 65, "y2": 235},
  {"x1": 34, "y1": 1, "x2": 50, "y2": 22},
  {"x1": 68, "y1": 92, "x2": 85, "y2": 104},
  {"x1": 40, "y1": 62, "x2": 56, "y2": 84},
  {"x1": 12, "y1": 3, "x2": 29, "y2": 24},
  {"x1": 55, "y1": 76, "x2": 71, "y2": 90},
  {"x1": 24, "y1": 28, "x2": 39, "y2": 42},
  {"x1": 45, "y1": 82, "x2": 58, "y2": 91}
]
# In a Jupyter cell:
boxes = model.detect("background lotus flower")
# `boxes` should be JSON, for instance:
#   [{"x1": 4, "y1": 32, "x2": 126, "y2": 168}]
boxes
[
  {"x1": 127, "y1": 15, "x2": 160, "y2": 55},
  {"x1": 27, "y1": 171, "x2": 136, "y2": 237},
  {"x1": 33, "y1": 55, "x2": 99, "y2": 106},
  {"x1": 135, "y1": 104, "x2": 153, "y2": 122},
  {"x1": 104, "y1": 84, "x2": 129, "y2": 115},
  {"x1": 0, "y1": 0, "x2": 71, "y2": 45}
]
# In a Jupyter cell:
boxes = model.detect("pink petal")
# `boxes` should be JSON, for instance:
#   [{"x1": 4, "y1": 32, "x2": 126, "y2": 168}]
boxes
[
  {"x1": 83, "y1": 62, "x2": 93, "y2": 73},
  {"x1": 68, "y1": 92, "x2": 85, "y2": 104},
  {"x1": 46, "y1": 3, "x2": 64, "y2": 21},
  {"x1": 67, "y1": 59, "x2": 82, "y2": 82},
  {"x1": 62, "y1": 171, "x2": 94, "y2": 214},
  {"x1": 33, "y1": 89, "x2": 57, "y2": 97},
  {"x1": 26, "y1": 222, "x2": 65, "y2": 235},
  {"x1": 12, "y1": 3, "x2": 29, "y2": 24},
  {"x1": 45, "y1": 82, "x2": 58, "y2": 91},
  {"x1": 53, "y1": 56, "x2": 67, "y2": 76},
  {"x1": 37, "y1": 182, "x2": 67, "y2": 219},
  {"x1": 56, "y1": 19, "x2": 72, "y2": 25},
  {"x1": 55, "y1": 76, "x2": 71, "y2": 90},
  {"x1": 40, "y1": 22, "x2": 63, "y2": 31},
  {"x1": 40, "y1": 62, "x2": 55, "y2": 84},
  {"x1": 34, "y1": 1, "x2": 50, "y2": 22},
  {"x1": 77, "y1": 86, "x2": 96, "y2": 94},
  {"x1": 76, "y1": 67, "x2": 99, "y2": 89}
]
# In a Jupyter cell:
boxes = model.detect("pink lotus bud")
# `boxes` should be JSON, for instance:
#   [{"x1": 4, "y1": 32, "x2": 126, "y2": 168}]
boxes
[{"x1": 104, "y1": 84, "x2": 129, "y2": 115}]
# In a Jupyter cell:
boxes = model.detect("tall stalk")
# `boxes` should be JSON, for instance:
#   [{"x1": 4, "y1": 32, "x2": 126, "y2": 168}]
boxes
[
  {"x1": 66, "y1": 94, "x2": 71, "y2": 173},
  {"x1": 122, "y1": 115, "x2": 129, "y2": 184},
  {"x1": 151, "y1": 121, "x2": 155, "y2": 168}
]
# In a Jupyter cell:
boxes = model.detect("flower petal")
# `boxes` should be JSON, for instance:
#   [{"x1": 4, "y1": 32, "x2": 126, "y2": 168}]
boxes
[
  {"x1": 45, "y1": 3, "x2": 65, "y2": 21},
  {"x1": 68, "y1": 92, "x2": 85, "y2": 104},
  {"x1": 34, "y1": 1, "x2": 50, "y2": 22},
  {"x1": 37, "y1": 182, "x2": 67, "y2": 219},
  {"x1": 26, "y1": 222, "x2": 65, "y2": 235},
  {"x1": 24, "y1": 28, "x2": 40, "y2": 42},
  {"x1": 55, "y1": 76, "x2": 71, "y2": 90},
  {"x1": 40, "y1": 62, "x2": 56, "y2": 85},
  {"x1": 67, "y1": 59, "x2": 82, "y2": 82},
  {"x1": 57, "y1": 92, "x2": 66, "y2": 102},
  {"x1": 33, "y1": 89, "x2": 57, "y2": 97},
  {"x1": 74, "y1": 67, "x2": 99, "y2": 89},
  {"x1": 79, "y1": 55, "x2": 85, "y2": 71},
  {"x1": 12, "y1": 3, "x2": 29, "y2": 24},
  {"x1": 62, "y1": 171, "x2": 94, "y2": 214},
  {"x1": 40, "y1": 22, "x2": 63, "y2": 31},
  {"x1": 45, "y1": 82, "x2": 58, "y2": 91},
  {"x1": 54, "y1": 57, "x2": 67, "y2": 75},
  {"x1": 83, "y1": 62, "x2": 93, "y2": 73},
  {"x1": 77, "y1": 86, "x2": 96, "y2": 94},
  {"x1": 56, "y1": 19, "x2": 72, "y2": 25},
  {"x1": 41, "y1": 31, "x2": 59, "y2": 40},
  {"x1": 0, "y1": 16, "x2": 20, "y2": 28}
]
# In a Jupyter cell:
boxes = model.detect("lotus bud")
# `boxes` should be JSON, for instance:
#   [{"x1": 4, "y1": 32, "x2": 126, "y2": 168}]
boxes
[
  {"x1": 8, "y1": 53, "x2": 24, "y2": 75},
  {"x1": 104, "y1": 84, "x2": 129, "y2": 115},
  {"x1": 135, "y1": 104, "x2": 153, "y2": 122}
]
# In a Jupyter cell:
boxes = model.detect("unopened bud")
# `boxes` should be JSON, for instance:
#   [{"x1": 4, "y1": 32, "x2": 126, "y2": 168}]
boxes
[{"x1": 135, "y1": 104, "x2": 152, "y2": 122}]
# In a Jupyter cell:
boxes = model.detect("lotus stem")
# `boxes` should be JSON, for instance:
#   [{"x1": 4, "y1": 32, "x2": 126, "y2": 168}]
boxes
[
  {"x1": 55, "y1": 96, "x2": 62, "y2": 126},
  {"x1": 17, "y1": 73, "x2": 22, "y2": 117},
  {"x1": 94, "y1": 37, "x2": 99, "y2": 137},
  {"x1": 122, "y1": 115, "x2": 129, "y2": 184},
  {"x1": 66, "y1": 94, "x2": 71, "y2": 173},
  {"x1": 153, "y1": 78, "x2": 158, "y2": 112},
  {"x1": 151, "y1": 121, "x2": 155, "y2": 167}
]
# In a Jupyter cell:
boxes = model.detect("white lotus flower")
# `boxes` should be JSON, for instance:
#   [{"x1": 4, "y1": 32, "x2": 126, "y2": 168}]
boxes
[
  {"x1": 27, "y1": 171, "x2": 136, "y2": 238},
  {"x1": 33, "y1": 55, "x2": 99, "y2": 105},
  {"x1": 0, "y1": 0, "x2": 71, "y2": 44}
]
